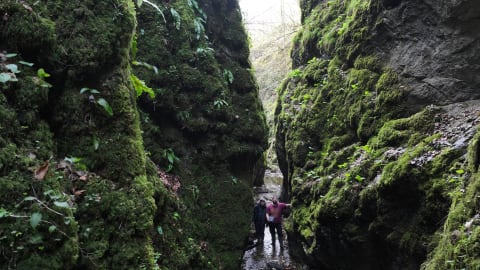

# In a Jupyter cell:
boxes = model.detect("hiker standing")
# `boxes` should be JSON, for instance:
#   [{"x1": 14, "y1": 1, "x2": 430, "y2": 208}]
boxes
[
  {"x1": 252, "y1": 199, "x2": 267, "y2": 244},
  {"x1": 266, "y1": 197, "x2": 291, "y2": 248}
]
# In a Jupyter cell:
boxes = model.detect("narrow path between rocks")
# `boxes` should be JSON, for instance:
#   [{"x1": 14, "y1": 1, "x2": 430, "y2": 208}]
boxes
[{"x1": 241, "y1": 169, "x2": 307, "y2": 270}]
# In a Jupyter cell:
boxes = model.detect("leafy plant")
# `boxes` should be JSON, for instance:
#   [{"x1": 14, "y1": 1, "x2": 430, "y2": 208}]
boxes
[
  {"x1": 308, "y1": 57, "x2": 318, "y2": 64},
  {"x1": 223, "y1": 69, "x2": 234, "y2": 84},
  {"x1": 302, "y1": 93, "x2": 312, "y2": 103},
  {"x1": 213, "y1": 98, "x2": 229, "y2": 109},
  {"x1": 131, "y1": 74, "x2": 155, "y2": 98},
  {"x1": 288, "y1": 68, "x2": 303, "y2": 78},
  {"x1": 193, "y1": 18, "x2": 205, "y2": 40},
  {"x1": 170, "y1": 8, "x2": 181, "y2": 30},
  {"x1": 137, "y1": 0, "x2": 166, "y2": 23},
  {"x1": 30, "y1": 212, "x2": 42, "y2": 229},
  {"x1": 35, "y1": 68, "x2": 52, "y2": 88},
  {"x1": 187, "y1": 0, "x2": 206, "y2": 19},
  {"x1": 163, "y1": 148, "x2": 179, "y2": 172},
  {"x1": 79, "y1": 88, "x2": 114, "y2": 116},
  {"x1": 80, "y1": 87, "x2": 100, "y2": 94},
  {"x1": 196, "y1": 47, "x2": 215, "y2": 58},
  {"x1": 177, "y1": 111, "x2": 191, "y2": 122},
  {"x1": 93, "y1": 136, "x2": 100, "y2": 151},
  {"x1": 189, "y1": 185, "x2": 200, "y2": 201},
  {"x1": 96, "y1": 98, "x2": 113, "y2": 116},
  {"x1": 337, "y1": 162, "x2": 348, "y2": 169},
  {"x1": 0, "y1": 52, "x2": 38, "y2": 87},
  {"x1": 354, "y1": 174, "x2": 365, "y2": 182},
  {"x1": 0, "y1": 52, "x2": 20, "y2": 84},
  {"x1": 132, "y1": 61, "x2": 158, "y2": 74}
]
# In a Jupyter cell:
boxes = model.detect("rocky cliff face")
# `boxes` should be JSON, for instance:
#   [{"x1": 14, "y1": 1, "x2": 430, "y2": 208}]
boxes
[
  {"x1": 0, "y1": 0, "x2": 266, "y2": 269},
  {"x1": 275, "y1": 0, "x2": 480, "y2": 269},
  {"x1": 135, "y1": 0, "x2": 267, "y2": 268}
]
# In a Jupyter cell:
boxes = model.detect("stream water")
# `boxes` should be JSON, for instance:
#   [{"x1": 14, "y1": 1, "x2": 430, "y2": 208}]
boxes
[{"x1": 241, "y1": 170, "x2": 308, "y2": 270}]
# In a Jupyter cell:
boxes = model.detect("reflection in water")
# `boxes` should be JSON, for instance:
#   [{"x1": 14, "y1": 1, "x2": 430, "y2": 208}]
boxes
[{"x1": 242, "y1": 229, "x2": 293, "y2": 269}]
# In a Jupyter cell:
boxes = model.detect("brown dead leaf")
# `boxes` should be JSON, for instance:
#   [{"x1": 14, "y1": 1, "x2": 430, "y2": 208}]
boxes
[
  {"x1": 34, "y1": 161, "x2": 49, "y2": 181},
  {"x1": 74, "y1": 189, "x2": 86, "y2": 197},
  {"x1": 72, "y1": 189, "x2": 87, "y2": 202},
  {"x1": 79, "y1": 175, "x2": 88, "y2": 181}
]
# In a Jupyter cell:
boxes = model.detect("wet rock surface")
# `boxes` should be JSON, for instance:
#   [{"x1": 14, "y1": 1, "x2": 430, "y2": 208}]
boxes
[{"x1": 373, "y1": 0, "x2": 480, "y2": 109}]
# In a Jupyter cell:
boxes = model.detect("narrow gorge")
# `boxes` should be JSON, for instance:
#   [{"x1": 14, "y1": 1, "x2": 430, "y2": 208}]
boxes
[{"x1": 0, "y1": 0, "x2": 479, "y2": 269}]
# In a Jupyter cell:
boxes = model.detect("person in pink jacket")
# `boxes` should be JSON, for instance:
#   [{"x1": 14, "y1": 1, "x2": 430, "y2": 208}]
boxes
[{"x1": 266, "y1": 197, "x2": 291, "y2": 248}]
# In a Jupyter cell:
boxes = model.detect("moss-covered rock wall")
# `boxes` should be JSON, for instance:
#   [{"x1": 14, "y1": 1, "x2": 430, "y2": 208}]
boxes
[
  {"x1": 275, "y1": 0, "x2": 480, "y2": 269},
  {"x1": 133, "y1": 0, "x2": 267, "y2": 268},
  {"x1": 0, "y1": 0, "x2": 267, "y2": 269}
]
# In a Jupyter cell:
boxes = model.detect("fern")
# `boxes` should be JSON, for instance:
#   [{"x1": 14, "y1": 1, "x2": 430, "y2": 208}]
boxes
[
  {"x1": 223, "y1": 69, "x2": 234, "y2": 84},
  {"x1": 187, "y1": 0, "x2": 206, "y2": 19},
  {"x1": 132, "y1": 61, "x2": 158, "y2": 74},
  {"x1": 193, "y1": 18, "x2": 205, "y2": 40},
  {"x1": 131, "y1": 74, "x2": 155, "y2": 98},
  {"x1": 138, "y1": 0, "x2": 166, "y2": 23},
  {"x1": 170, "y1": 8, "x2": 181, "y2": 30}
]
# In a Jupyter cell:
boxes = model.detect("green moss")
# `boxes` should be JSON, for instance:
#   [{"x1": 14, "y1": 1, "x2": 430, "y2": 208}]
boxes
[{"x1": 422, "y1": 130, "x2": 480, "y2": 270}]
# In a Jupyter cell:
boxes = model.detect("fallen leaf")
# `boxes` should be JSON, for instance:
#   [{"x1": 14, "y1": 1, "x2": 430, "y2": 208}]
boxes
[
  {"x1": 34, "y1": 161, "x2": 49, "y2": 181},
  {"x1": 74, "y1": 190, "x2": 86, "y2": 198}
]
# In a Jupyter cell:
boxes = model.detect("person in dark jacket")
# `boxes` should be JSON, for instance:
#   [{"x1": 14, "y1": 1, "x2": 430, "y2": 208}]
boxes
[{"x1": 252, "y1": 199, "x2": 267, "y2": 244}]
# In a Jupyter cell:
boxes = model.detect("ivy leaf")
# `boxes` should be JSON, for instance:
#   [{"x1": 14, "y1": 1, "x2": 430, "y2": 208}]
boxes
[
  {"x1": 48, "y1": 225, "x2": 56, "y2": 233},
  {"x1": 6, "y1": 64, "x2": 19, "y2": 74},
  {"x1": 54, "y1": 201, "x2": 70, "y2": 208},
  {"x1": 30, "y1": 212, "x2": 42, "y2": 229},
  {"x1": 137, "y1": 0, "x2": 143, "y2": 7},
  {"x1": 96, "y1": 98, "x2": 113, "y2": 116},
  {"x1": 157, "y1": 226, "x2": 163, "y2": 235},
  {"x1": 19, "y1": 60, "x2": 34, "y2": 67},
  {"x1": 0, "y1": 73, "x2": 11, "y2": 83}
]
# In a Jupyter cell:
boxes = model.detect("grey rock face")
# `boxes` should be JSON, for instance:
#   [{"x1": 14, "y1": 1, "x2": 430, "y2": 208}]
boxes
[{"x1": 372, "y1": 0, "x2": 480, "y2": 110}]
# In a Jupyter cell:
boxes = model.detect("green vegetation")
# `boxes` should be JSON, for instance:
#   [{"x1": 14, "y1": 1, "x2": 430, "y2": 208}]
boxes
[
  {"x1": 0, "y1": 0, "x2": 267, "y2": 269},
  {"x1": 275, "y1": 0, "x2": 480, "y2": 269}
]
